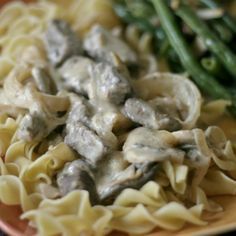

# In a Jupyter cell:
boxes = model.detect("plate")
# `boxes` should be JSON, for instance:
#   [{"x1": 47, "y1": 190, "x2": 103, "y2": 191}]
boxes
[
  {"x1": 0, "y1": 0, "x2": 236, "y2": 235},
  {"x1": 0, "y1": 203, "x2": 35, "y2": 236},
  {"x1": 1, "y1": 196, "x2": 236, "y2": 236}
]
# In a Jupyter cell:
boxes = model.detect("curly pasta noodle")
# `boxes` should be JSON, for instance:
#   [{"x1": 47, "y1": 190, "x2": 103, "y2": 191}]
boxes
[
  {"x1": 21, "y1": 182, "x2": 206, "y2": 236},
  {"x1": 0, "y1": 1, "x2": 236, "y2": 236}
]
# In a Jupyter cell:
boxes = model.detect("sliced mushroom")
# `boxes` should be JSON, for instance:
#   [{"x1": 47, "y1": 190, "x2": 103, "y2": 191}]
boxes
[
  {"x1": 123, "y1": 127, "x2": 185, "y2": 164},
  {"x1": 44, "y1": 19, "x2": 82, "y2": 66},
  {"x1": 149, "y1": 97, "x2": 181, "y2": 122},
  {"x1": 57, "y1": 159, "x2": 98, "y2": 205},
  {"x1": 154, "y1": 115, "x2": 182, "y2": 132},
  {"x1": 88, "y1": 62, "x2": 132, "y2": 105},
  {"x1": 173, "y1": 129, "x2": 211, "y2": 197},
  {"x1": 99, "y1": 162, "x2": 158, "y2": 204},
  {"x1": 58, "y1": 56, "x2": 94, "y2": 96},
  {"x1": 32, "y1": 66, "x2": 57, "y2": 94},
  {"x1": 123, "y1": 98, "x2": 181, "y2": 131},
  {"x1": 4, "y1": 49, "x2": 70, "y2": 142},
  {"x1": 204, "y1": 126, "x2": 236, "y2": 171},
  {"x1": 16, "y1": 92, "x2": 68, "y2": 142},
  {"x1": 173, "y1": 129, "x2": 212, "y2": 169},
  {"x1": 17, "y1": 90, "x2": 68, "y2": 142},
  {"x1": 123, "y1": 98, "x2": 157, "y2": 129},
  {"x1": 95, "y1": 152, "x2": 158, "y2": 204},
  {"x1": 91, "y1": 111, "x2": 119, "y2": 150},
  {"x1": 65, "y1": 122, "x2": 108, "y2": 166},
  {"x1": 83, "y1": 25, "x2": 137, "y2": 64},
  {"x1": 132, "y1": 73, "x2": 202, "y2": 129}
]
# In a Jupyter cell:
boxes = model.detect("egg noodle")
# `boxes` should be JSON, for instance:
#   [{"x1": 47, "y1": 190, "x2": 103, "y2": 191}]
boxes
[{"x1": 0, "y1": 1, "x2": 236, "y2": 236}]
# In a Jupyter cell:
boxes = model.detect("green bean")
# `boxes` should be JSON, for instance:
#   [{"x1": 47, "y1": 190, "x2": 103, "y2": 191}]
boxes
[
  {"x1": 125, "y1": 0, "x2": 155, "y2": 19},
  {"x1": 151, "y1": 0, "x2": 231, "y2": 101},
  {"x1": 200, "y1": 0, "x2": 236, "y2": 34},
  {"x1": 201, "y1": 57, "x2": 220, "y2": 74},
  {"x1": 176, "y1": 4, "x2": 236, "y2": 79},
  {"x1": 114, "y1": 4, "x2": 155, "y2": 33},
  {"x1": 210, "y1": 20, "x2": 233, "y2": 43},
  {"x1": 113, "y1": 3, "x2": 168, "y2": 53},
  {"x1": 114, "y1": 2, "x2": 183, "y2": 68}
]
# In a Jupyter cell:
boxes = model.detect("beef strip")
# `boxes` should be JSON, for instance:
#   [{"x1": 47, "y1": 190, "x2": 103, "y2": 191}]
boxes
[
  {"x1": 65, "y1": 122, "x2": 107, "y2": 166},
  {"x1": 89, "y1": 62, "x2": 132, "y2": 105},
  {"x1": 44, "y1": 19, "x2": 82, "y2": 66},
  {"x1": 57, "y1": 159, "x2": 99, "y2": 205},
  {"x1": 84, "y1": 25, "x2": 137, "y2": 64},
  {"x1": 123, "y1": 98, "x2": 158, "y2": 129}
]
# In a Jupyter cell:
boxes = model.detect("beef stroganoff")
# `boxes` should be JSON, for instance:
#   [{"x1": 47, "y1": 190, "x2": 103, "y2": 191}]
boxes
[{"x1": 1, "y1": 0, "x2": 236, "y2": 235}]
